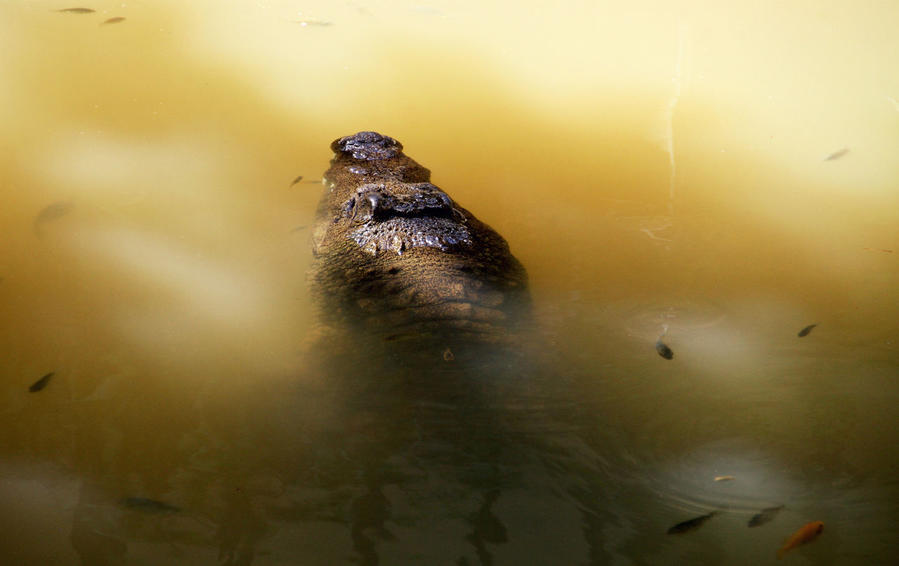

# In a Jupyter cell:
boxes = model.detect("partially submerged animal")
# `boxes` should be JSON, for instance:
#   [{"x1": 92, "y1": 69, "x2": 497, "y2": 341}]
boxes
[
  {"x1": 310, "y1": 131, "x2": 530, "y2": 367},
  {"x1": 303, "y1": 133, "x2": 608, "y2": 564}
]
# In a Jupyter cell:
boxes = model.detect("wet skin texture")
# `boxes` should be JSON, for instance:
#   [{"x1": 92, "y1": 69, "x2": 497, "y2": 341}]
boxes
[{"x1": 311, "y1": 132, "x2": 530, "y2": 350}]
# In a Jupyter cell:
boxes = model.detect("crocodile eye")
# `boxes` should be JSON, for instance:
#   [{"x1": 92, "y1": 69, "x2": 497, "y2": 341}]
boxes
[{"x1": 341, "y1": 199, "x2": 355, "y2": 219}]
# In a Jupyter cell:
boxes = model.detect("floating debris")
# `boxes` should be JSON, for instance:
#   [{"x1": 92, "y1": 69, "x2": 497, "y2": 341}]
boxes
[
  {"x1": 121, "y1": 497, "x2": 181, "y2": 513},
  {"x1": 295, "y1": 19, "x2": 333, "y2": 27},
  {"x1": 655, "y1": 324, "x2": 674, "y2": 359},
  {"x1": 101, "y1": 17, "x2": 126, "y2": 25},
  {"x1": 862, "y1": 247, "x2": 893, "y2": 253},
  {"x1": 713, "y1": 475, "x2": 735, "y2": 482},
  {"x1": 28, "y1": 372, "x2": 55, "y2": 392},
  {"x1": 748, "y1": 505, "x2": 784, "y2": 528},
  {"x1": 34, "y1": 201, "x2": 73, "y2": 236},
  {"x1": 290, "y1": 175, "x2": 304, "y2": 186},
  {"x1": 797, "y1": 324, "x2": 818, "y2": 337},
  {"x1": 443, "y1": 347, "x2": 454, "y2": 362},
  {"x1": 777, "y1": 521, "x2": 823, "y2": 558},
  {"x1": 56, "y1": 7, "x2": 95, "y2": 14},
  {"x1": 667, "y1": 512, "x2": 717, "y2": 534},
  {"x1": 823, "y1": 148, "x2": 849, "y2": 161}
]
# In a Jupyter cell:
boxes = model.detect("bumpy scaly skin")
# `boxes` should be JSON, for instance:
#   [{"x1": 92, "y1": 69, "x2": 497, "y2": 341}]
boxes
[{"x1": 311, "y1": 132, "x2": 529, "y2": 345}]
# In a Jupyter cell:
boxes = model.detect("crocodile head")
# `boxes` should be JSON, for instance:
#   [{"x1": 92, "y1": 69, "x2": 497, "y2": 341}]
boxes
[{"x1": 310, "y1": 132, "x2": 529, "y2": 348}]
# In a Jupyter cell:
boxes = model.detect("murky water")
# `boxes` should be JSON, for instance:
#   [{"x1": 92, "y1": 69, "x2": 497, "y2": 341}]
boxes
[{"x1": 2, "y1": 1, "x2": 898, "y2": 564}]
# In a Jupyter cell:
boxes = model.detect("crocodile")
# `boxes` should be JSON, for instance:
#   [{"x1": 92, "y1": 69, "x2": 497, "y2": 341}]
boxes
[
  {"x1": 302, "y1": 132, "x2": 606, "y2": 565},
  {"x1": 310, "y1": 131, "x2": 531, "y2": 368}
]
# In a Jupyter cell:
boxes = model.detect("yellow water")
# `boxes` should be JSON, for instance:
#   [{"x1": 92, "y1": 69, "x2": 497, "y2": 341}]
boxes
[{"x1": 1, "y1": 1, "x2": 897, "y2": 564}]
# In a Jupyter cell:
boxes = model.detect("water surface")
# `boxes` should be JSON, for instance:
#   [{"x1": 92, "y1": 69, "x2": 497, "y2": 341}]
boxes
[{"x1": 1, "y1": 1, "x2": 897, "y2": 564}]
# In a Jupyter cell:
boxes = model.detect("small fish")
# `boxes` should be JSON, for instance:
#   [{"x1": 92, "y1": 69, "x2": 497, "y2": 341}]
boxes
[
  {"x1": 121, "y1": 497, "x2": 180, "y2": 513},
  {"x1": 777, "y1": 521, "x2": 823, "y2": 558},
  {"x1": 797, "y1": 324, "x2": 818, "y2": 337},
  {"x1": 28, "y1": 372, "x2": 55, "y2": 392},
  {"x1": 655, "y1": 324, "x2": 674, "y2": 359},
  {"x1": 656, "y1": 339, "x2": 674, "y2": 359},
  {"x1": 34, "y1": 201, "x2": 73, "y2": 236},
  {"x1": 667, "y1": 511, "x2": 717, "y2": 534},
  {"x1": 290, "y1": 225, "x2": 309, "y2": 233},
  {"x1": 713, "y1": 475, "x2": 735, "y2": 482},
  {"x1": 101, "y1": 17, "x2": 126, "y2": 25},
  {"x1": 823, "y1": 148, "x2": 849, "y2": 161},
  {"x1": 290, "y1": 175, "x2": 304, "y2": 186},
  {"x1": 748, "y1": 505, "x2": 784, "y2": 528},
  {"x1": 56, "y1": 7, "x2": 95, "y2": 14}
]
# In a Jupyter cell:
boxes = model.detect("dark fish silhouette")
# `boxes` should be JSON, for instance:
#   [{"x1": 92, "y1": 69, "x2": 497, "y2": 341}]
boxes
[
  {"x1": 121, "y1": 497, "x2": 180, "y2": 513},
  {"x1": 797, "y1": 324, "x2": 818, "y2": 337},
  {"x1": 667, "y1": 511, "x2": 717, "y2": 534},
  {"x1": 56, "y1": 8, "x2": 95, "y2": 13},
  {"x1": 656, "y1": 340, "x2": 674, "y2": 359},
  {"x1": 290, "y1": 174, "x2": 304, "y2": 186},
  {"x1": 34, "y1": 201, "x2": 73, "y2": 236},
  {"x1": 28, "y1": 372, "x2": 55, "y2": 392},
  {"x1": 656, "y1": 325, "x2": 674, "y2": 359},
  {"x1": 748, "y1": 505, "x2": 784, "y2": 527},
  {"x1": 823, "y1": 148, "x2": 849, "y2": 161},
  {"x1": 101, "y1": 17, "x2": 126, "y2": 25}
]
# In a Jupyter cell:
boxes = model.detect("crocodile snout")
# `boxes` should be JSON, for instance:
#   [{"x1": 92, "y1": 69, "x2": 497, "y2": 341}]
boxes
[{"x1": 330, "y1": 131, "x2": 403, "y2": 161}]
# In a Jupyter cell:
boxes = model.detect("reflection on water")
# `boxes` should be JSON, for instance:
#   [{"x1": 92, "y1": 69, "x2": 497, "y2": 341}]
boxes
[{"x1": 2, "y1": 0, "x2": 898, "y2": 564}]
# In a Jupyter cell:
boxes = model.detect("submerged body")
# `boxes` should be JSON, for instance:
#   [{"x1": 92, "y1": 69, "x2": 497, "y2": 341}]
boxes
[{"x1": 304, "y1": 132, "x2": 606, "y2": 564}]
